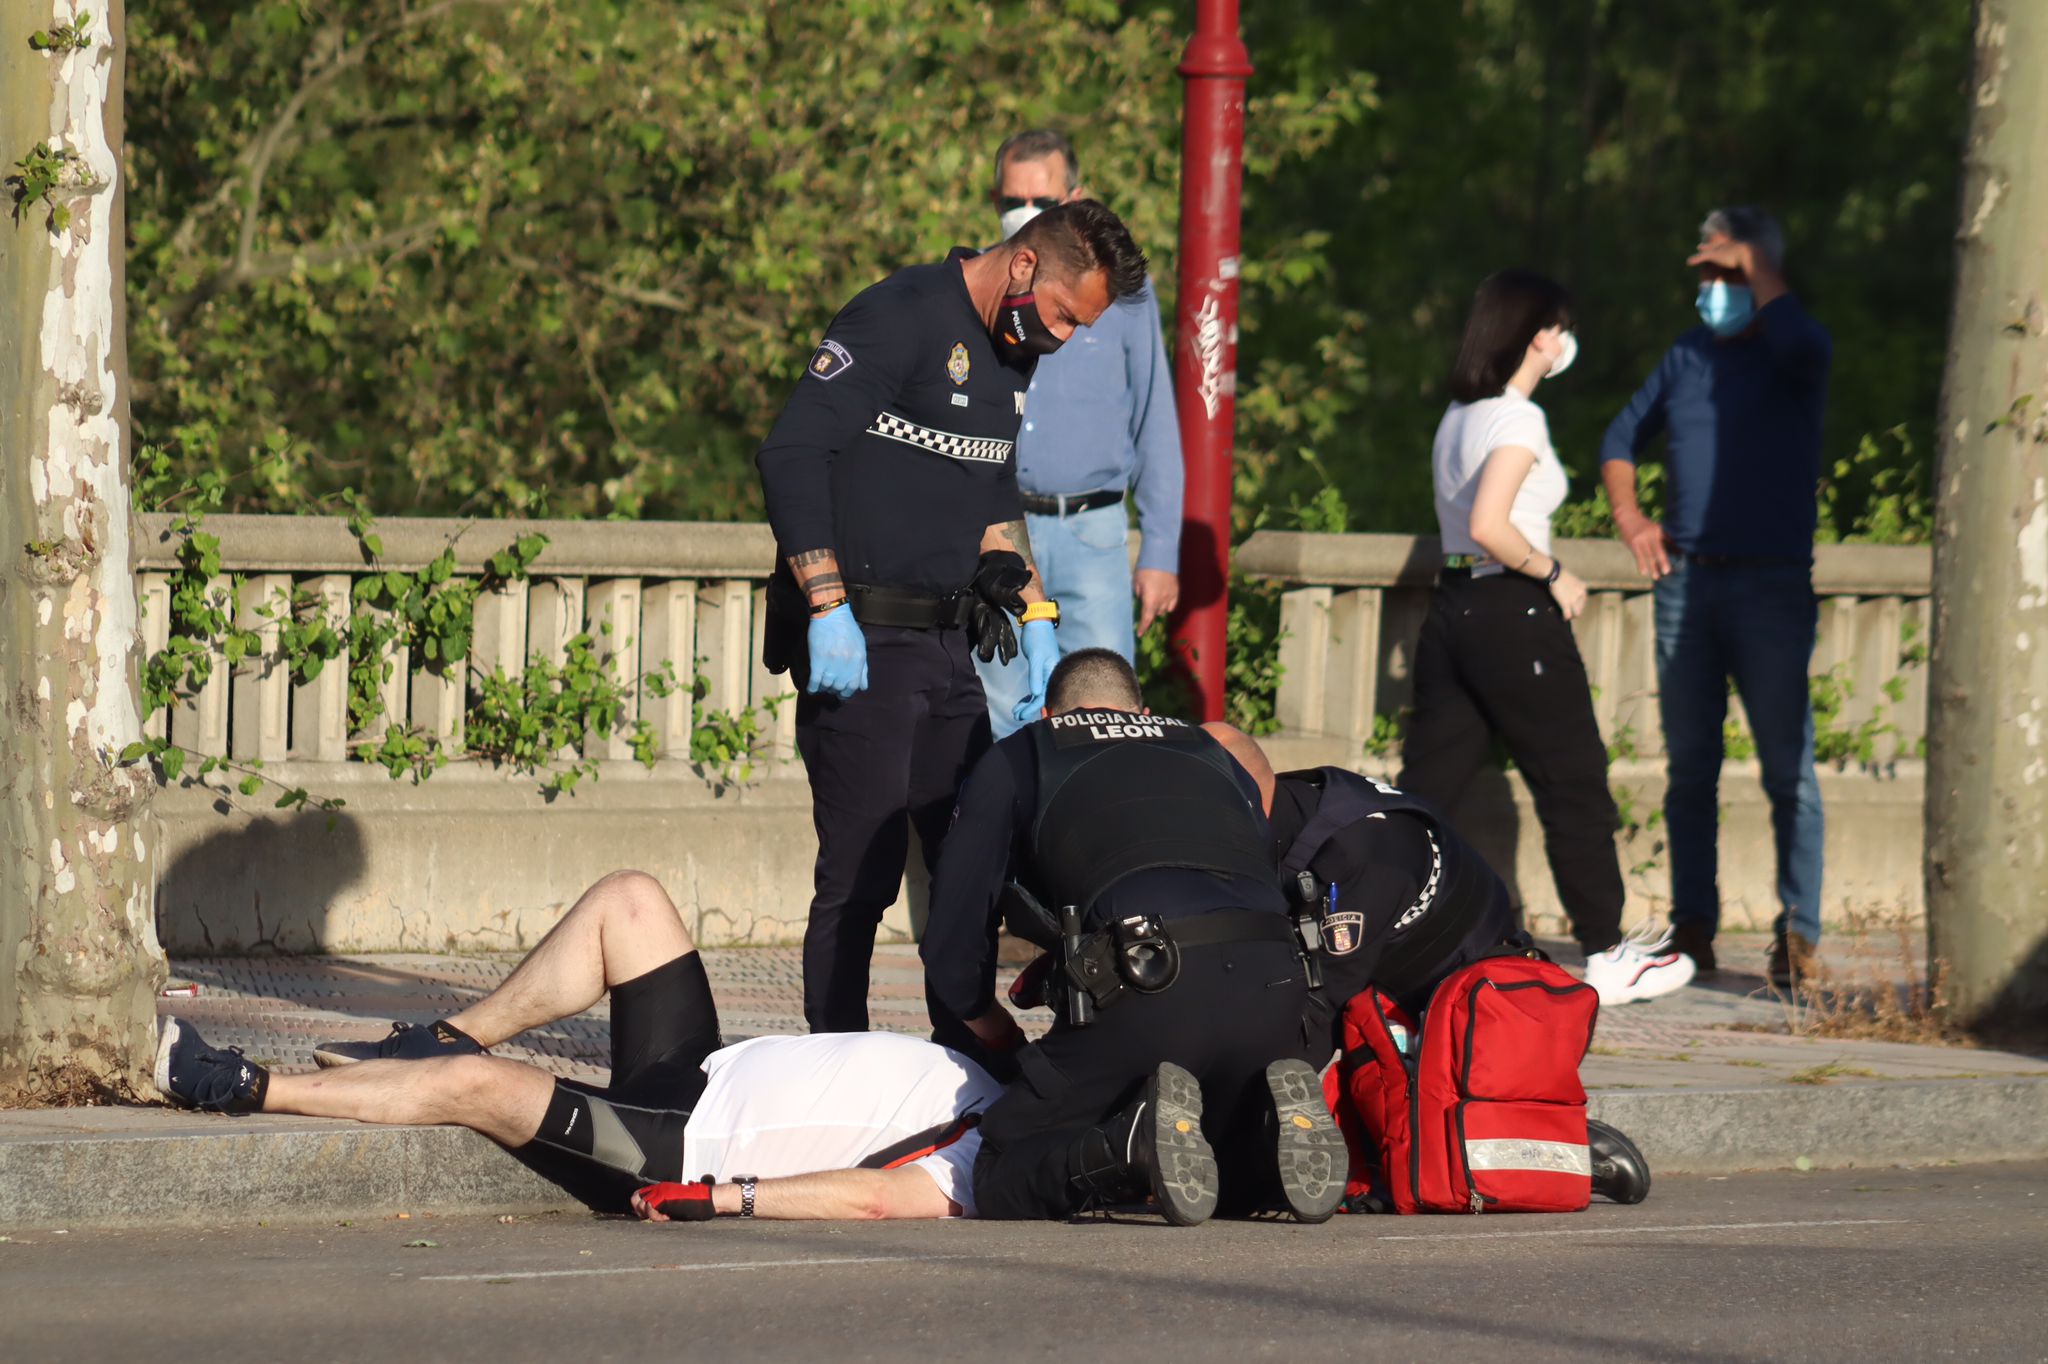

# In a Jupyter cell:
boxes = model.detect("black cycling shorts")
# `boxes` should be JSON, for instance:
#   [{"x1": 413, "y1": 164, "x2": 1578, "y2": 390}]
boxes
[{"x1": 509, "y1": 952, "x2": 722, "y2": 1212}]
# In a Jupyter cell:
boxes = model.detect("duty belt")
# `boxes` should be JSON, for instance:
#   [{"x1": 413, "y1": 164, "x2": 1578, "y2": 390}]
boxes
[
  {"x1": 847, "y1": 582, "x2": 975, "y2": 630},
  {"x1": 1020, "y1": 488, "x2": 1124, "y2": 517},
  {"x1": 1060, "y1": 907, "x2": 1299, "y2": 1021}
]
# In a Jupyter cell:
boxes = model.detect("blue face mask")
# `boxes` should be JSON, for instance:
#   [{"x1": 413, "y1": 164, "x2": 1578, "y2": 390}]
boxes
[{"x1": 1696, "y1": 280, "x2": 1756, "y2": 337}]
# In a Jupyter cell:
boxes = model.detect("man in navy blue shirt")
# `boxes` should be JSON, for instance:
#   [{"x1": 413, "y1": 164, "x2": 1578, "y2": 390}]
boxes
[
  {"x1": 1600, "y1": 205, "x2": 1830, "y2": 989},
  {"x1": 973, "y1": 130, "x2": 1185, "y2": 739}
]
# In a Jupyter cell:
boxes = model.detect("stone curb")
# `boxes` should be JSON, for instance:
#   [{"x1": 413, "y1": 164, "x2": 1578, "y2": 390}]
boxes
[
  {"x1": 1588, "y1": 1076, "x2": 2048, "y2": 1174},
  {"x1": 5, "y1": 1076, "x2": 2045, "y2": 1230}
]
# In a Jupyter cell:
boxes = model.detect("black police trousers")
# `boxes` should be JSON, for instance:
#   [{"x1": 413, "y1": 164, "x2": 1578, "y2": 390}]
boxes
[
  {"x1": 972, "y1": 937, "x2": 1312, "y2": 1220},
  {"x1": 795, "y1": 623, "x2": 990, "y2": 1033}
]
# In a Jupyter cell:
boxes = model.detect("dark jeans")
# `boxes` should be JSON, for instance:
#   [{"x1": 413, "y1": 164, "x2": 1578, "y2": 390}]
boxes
[
  {"x1": 1397, "y1": 572, "x2": 1625, "y2": 954},
  {"x1": 795, "y1": 624, "x2": 991, "y2": 1032},
  {"x1": 972, "y1": 938, "x2": 1311, "y2": 1220},
  {"x1": 1653, "y1": 557, "x2": 1824, "y2": 943}
]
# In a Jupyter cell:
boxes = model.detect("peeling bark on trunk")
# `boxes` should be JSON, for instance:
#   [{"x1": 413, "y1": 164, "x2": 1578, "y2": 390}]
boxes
[
  {"x1": 1, "y1": 0, "x2": 166, "y2": 1098},
  {"x1": 1926, "y1": 1, "x2": 2048, "y2": 1038}
]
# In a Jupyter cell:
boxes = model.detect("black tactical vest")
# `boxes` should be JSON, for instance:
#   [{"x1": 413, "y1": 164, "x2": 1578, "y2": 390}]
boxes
[
  {"x1": 1028, "y1": 710, "x2": 1276, "y2": 920},
  {"x1": 1274, "y1": 767, "x2": 1514, "y2": 1007}
]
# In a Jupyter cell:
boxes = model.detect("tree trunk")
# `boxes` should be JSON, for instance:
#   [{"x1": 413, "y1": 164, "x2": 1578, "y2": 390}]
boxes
[
  {"x1": 0, "y1": 0, "x2": 165, "y2": 1101},
  {"x1": 1926, "y1": 0, "x2": 2048, "y2": 1039}
]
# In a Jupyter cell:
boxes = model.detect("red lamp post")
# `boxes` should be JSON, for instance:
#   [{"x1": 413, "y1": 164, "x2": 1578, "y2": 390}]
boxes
[{"x1": 1168, "y1": 0, "x2": 1252, "y2": 721}]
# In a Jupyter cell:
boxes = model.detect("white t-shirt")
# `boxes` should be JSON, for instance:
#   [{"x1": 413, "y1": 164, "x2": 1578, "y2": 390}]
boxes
[
  {"x1": 678, "y1": 1033, "x2": 1003, "y2": 1217},
  {"x1": 1432, "y1": 389, "x2": 1569, "y2": 562}
]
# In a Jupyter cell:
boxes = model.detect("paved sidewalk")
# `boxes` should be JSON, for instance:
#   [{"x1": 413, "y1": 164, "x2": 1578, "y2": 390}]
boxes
[
  {"x1": 5, "y1": 933, "x2": 2045, "y2": 1231},
  {"x1": 160, "y1": 932, "x2": 2048, "y2": 1093}
]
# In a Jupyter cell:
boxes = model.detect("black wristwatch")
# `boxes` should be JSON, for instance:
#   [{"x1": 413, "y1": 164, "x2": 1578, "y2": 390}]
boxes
[
  {"x1": 737, "y1": 1175, "x2": 759, "y2": 1218},
  {"x1": 1544, "y1": 557, "x2": 1564, "y2": 586}
]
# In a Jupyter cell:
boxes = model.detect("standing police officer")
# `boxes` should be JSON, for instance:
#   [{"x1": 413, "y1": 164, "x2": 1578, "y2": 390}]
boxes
[
  {"x1": 920, "y1": 649, "x2": 1345, "y2": 1225},
  {"x1": 758, "y1": 203, "x2": 1147, "y2": 1033}
]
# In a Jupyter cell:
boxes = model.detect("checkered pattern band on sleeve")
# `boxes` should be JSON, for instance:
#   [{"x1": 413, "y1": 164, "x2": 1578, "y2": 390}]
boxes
[{"x1": 867, "y1": 411, "x2": 1014, "y2": 465}]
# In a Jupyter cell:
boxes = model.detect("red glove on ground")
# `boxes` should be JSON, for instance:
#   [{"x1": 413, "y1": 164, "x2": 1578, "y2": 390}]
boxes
[{"x1": 637, "y1": 1178, "x2": 716, "y2": 1221}]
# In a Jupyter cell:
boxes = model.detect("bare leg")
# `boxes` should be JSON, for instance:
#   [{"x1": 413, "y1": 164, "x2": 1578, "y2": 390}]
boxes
[
  {"x1": 444, "y1": 869, "x2": 697, "y2": 1047},
  {"x1": 264, "y1": 1055, "x2": 556, "y2": 1147}
]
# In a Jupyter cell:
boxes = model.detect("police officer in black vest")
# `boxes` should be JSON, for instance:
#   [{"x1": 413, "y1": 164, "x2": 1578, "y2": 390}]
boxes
[
  {"x1": 757, "y1": 203, "x2": 1147, "y2": 1033},
  {"x1": 1266, "y1": 767, "x2": 1524, "y2": 1056},
  {"x1": 920, "y1": 649, "x2": 1346, "y2": 1226}
]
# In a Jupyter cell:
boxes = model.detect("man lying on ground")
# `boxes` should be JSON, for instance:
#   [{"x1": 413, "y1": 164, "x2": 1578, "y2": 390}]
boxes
[{"x1": 155, "y1": 870, "x2": 1001, "y2": 1221}]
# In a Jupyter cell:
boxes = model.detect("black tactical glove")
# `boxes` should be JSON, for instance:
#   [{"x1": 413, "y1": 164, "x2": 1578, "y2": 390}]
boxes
[{"x1": 970, "y1": 550, "x2": 1032, "y2": 665}]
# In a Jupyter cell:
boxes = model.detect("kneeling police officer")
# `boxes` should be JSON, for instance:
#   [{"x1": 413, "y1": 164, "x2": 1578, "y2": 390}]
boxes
[{"x1": 920, "y1": 648, "x2": 1345, "y2": 1226}]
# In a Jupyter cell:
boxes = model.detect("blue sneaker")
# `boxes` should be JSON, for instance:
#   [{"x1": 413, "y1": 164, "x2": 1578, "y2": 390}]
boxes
[
  {"x1": 312, "y1": 1020, "x2": 484, "y2": 1069},
  {"x1": 154, "y1": 1018, "x2": 268, "y2": 1114}
]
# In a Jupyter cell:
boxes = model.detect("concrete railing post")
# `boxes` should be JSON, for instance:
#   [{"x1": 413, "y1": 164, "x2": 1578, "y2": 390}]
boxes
[
  {"x1": 172, "y1": 575, "x2": 229, "y2": 758},
  {"x1": 231, "y1": 574, "x2": 291, "y2": 763},
  {"x1": 641, "y1": 580, "x2": 698, "y2": 759},
  {"x1": 292, "y1": 575, "x2": 351, "y2": 762},
  {"x1": 585, "y1": 578, "x2": 644, "y2": 762},
  {"x1": 137, "y1": 572, "x2": 170, "y2": 742}
]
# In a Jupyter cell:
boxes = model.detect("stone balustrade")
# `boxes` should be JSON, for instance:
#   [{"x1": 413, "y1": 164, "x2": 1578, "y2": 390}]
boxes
[
  {"x1": 1238, "y1": 530, "x2": 1933, "y2": 935},
  {"x1": 135, "y1": 513, "x2": 794, "y2": 766},
  {"x1": 138, "y1": 515, "x2": 1932, "y2": 954},
  {"x1": 1238, "y1": 530, "x2": 1932, "y2": 763}
]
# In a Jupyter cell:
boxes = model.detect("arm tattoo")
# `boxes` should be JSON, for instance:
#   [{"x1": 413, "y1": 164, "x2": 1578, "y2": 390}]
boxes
[
  {"x1": 789, "y1": 548, "x2": 835, "y2": 568},
  {"x1": 803, "y1": 571, "x2": 846, "y2": 596},
  {"x1": 996, "y1": 519, "x2": 1038, "y2": 572}
]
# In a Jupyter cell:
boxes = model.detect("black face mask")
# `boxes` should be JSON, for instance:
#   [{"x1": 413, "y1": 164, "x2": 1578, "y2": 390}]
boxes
[{"x1": 996, "y1": 284, "x2": 1064, "y2": 361}]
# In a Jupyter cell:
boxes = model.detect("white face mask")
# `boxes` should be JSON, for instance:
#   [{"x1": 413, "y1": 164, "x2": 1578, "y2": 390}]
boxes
[
  {"x1": 1545, "y1": 329, "x2": 1579, "y2": 379},
  {"x1": 998, "y1": 204, "x2": 1043, "y2": 241}
]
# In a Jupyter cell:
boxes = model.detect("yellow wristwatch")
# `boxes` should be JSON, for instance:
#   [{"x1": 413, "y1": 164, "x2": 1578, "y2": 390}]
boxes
[{"x1": 1020, "y1": 600, "x2": 1061, "y2": 626}]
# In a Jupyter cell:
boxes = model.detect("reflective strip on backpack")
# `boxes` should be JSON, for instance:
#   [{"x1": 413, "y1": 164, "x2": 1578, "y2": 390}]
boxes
[{"x1": 1465, "y1": 1138, "x2": 1592, "y2": 1176}]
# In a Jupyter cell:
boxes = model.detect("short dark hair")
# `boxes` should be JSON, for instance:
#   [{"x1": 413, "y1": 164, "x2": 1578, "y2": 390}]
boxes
[
  {"x1": 1447, "y1": 269, "x2": 1573, "y2": 404},
  {"x1": 1011, "y1": 200, "x2": 1147, "y2": 303},
  {"x1": 1046, "y1": 647, "x2": 1143, "y2": 713},
  {"x1": 1700, "y1": 205, "x2": 1785, "y2": 270},
  {"x1": 993, "y1": 129, "x2": 1079, "y2": 196}
]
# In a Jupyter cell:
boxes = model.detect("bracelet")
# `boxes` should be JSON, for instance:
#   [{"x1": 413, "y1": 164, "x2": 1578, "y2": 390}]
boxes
[
  {"x1": 1513, "y1": 549, "x2": 1536, "y2": 573},
  {"x1": 1544, "y1": 557, "x2": 1564, "y2": 586},
  {"x1": 1019, "y1": 600, "x2": 1061, "y2": 626},
  {"x1": 737, "y1": 1175, "x2": 758, "y2": 1218},
  {"x1": 808, "y1": 597, "x2": 849, "y2": 617}
]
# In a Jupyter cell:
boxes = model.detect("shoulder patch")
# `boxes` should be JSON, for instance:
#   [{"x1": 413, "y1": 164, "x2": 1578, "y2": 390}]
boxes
[
  {"x1": 807, "y1": 339, "x2": 854, "y2": 381},
  {"x1": 1323, "y1": 911, "x2": 1365, "y2": 956},
  {"x1": 947, "y1": 342, "x2": 971, "y2": 385}
]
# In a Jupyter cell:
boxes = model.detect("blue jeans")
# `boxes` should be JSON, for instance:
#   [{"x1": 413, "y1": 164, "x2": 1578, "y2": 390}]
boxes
[
  {"x1": 977, "y1": 501, "x2": 1136, "y2": 740},
  {"x1": 1653, "y1": 558, "x2": 1825, "y2": 944}
]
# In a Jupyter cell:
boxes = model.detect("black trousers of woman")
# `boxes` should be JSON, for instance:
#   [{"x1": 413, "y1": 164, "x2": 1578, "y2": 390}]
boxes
[{"x1": 1395, "y1": 570, "x2": 1625, "y2": 955}]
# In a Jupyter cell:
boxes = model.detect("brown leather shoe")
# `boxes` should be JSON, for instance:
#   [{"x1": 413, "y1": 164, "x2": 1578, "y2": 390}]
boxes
[
  {"x1": 1668, "y1": 921, "x2": 1718, "y2": 976},
  {"x1": 1768, "y1": 932, "x2": 1817, "y2": 989}
]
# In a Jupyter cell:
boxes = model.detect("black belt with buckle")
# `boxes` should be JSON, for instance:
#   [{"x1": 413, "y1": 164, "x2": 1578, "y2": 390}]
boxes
[
  {"x1": 1020, "y1": 488, "x2": 1124, "y2": 517},
  {"x1": 847, "y1": 582, "x2": 975, "y2": 630}
]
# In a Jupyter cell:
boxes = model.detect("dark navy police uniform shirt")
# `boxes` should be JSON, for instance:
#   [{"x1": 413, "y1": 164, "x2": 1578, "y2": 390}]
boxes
[
  {"x1": 921, "y1": 726, "x2": 1286, "y2": 1021},
  {"x1": 1598, "y1": 294, "x2": 1832, "y2": 559},
  {"x1": 757, "y1": 248, "x2": 1030, "y2": 596}
]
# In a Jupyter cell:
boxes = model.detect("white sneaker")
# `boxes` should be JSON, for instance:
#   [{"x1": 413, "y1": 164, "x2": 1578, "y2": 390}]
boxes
[{"x1": 1583, "y1": 925, "x2": 1696, "y2": 1005}]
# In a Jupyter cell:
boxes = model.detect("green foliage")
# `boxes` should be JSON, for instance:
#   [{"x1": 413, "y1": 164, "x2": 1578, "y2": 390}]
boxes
[
  {"x1": 6, "y1": 141, "x2": 93, "y2": 232},
  {"x1": 29, "y1": 12, "x2": 98, "y2": 53},
  {"x1": 131, "y1": 492, "x2": 786, "y2": 800},
  {"x1": 1816, "y1": 426, "x2": 1932, "y2": 545},
  {"x1": 690, "y1": 677, "x2": 788, "y2": 789},
  {"x1": 1363, "y1": 710, "x2": 1406, "y2": 763}
]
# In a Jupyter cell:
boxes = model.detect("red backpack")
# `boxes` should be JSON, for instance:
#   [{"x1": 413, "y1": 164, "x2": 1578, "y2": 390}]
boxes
[{"x1": 1321, "y1": 953, "x2": 1599, "y2": 1214}]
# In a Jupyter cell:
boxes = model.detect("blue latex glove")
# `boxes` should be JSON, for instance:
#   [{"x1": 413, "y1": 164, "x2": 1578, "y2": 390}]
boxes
[
  {"x1": 1011, "y1": 618, "x2": 1060, "y2": 723},
  {"x1": 805, "y1": 605, "x2": 868, "y2": 699}
]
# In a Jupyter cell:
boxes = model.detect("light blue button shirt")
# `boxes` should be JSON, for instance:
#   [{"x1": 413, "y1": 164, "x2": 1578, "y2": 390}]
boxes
[{"x1": 1018, "y1": 279, "x2": 1184, "y2": 574}]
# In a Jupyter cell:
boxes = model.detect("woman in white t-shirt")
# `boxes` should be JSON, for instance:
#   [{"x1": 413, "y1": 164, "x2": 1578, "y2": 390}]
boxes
[{"x1": 1396, "y1": 269, "x2": 1692, "y2": 1006}]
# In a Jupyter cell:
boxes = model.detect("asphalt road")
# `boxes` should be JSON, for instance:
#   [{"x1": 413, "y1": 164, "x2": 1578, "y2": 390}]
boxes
[{"x1": 5, "y1": 1163, "x2": 2045, "y2": 1362}]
